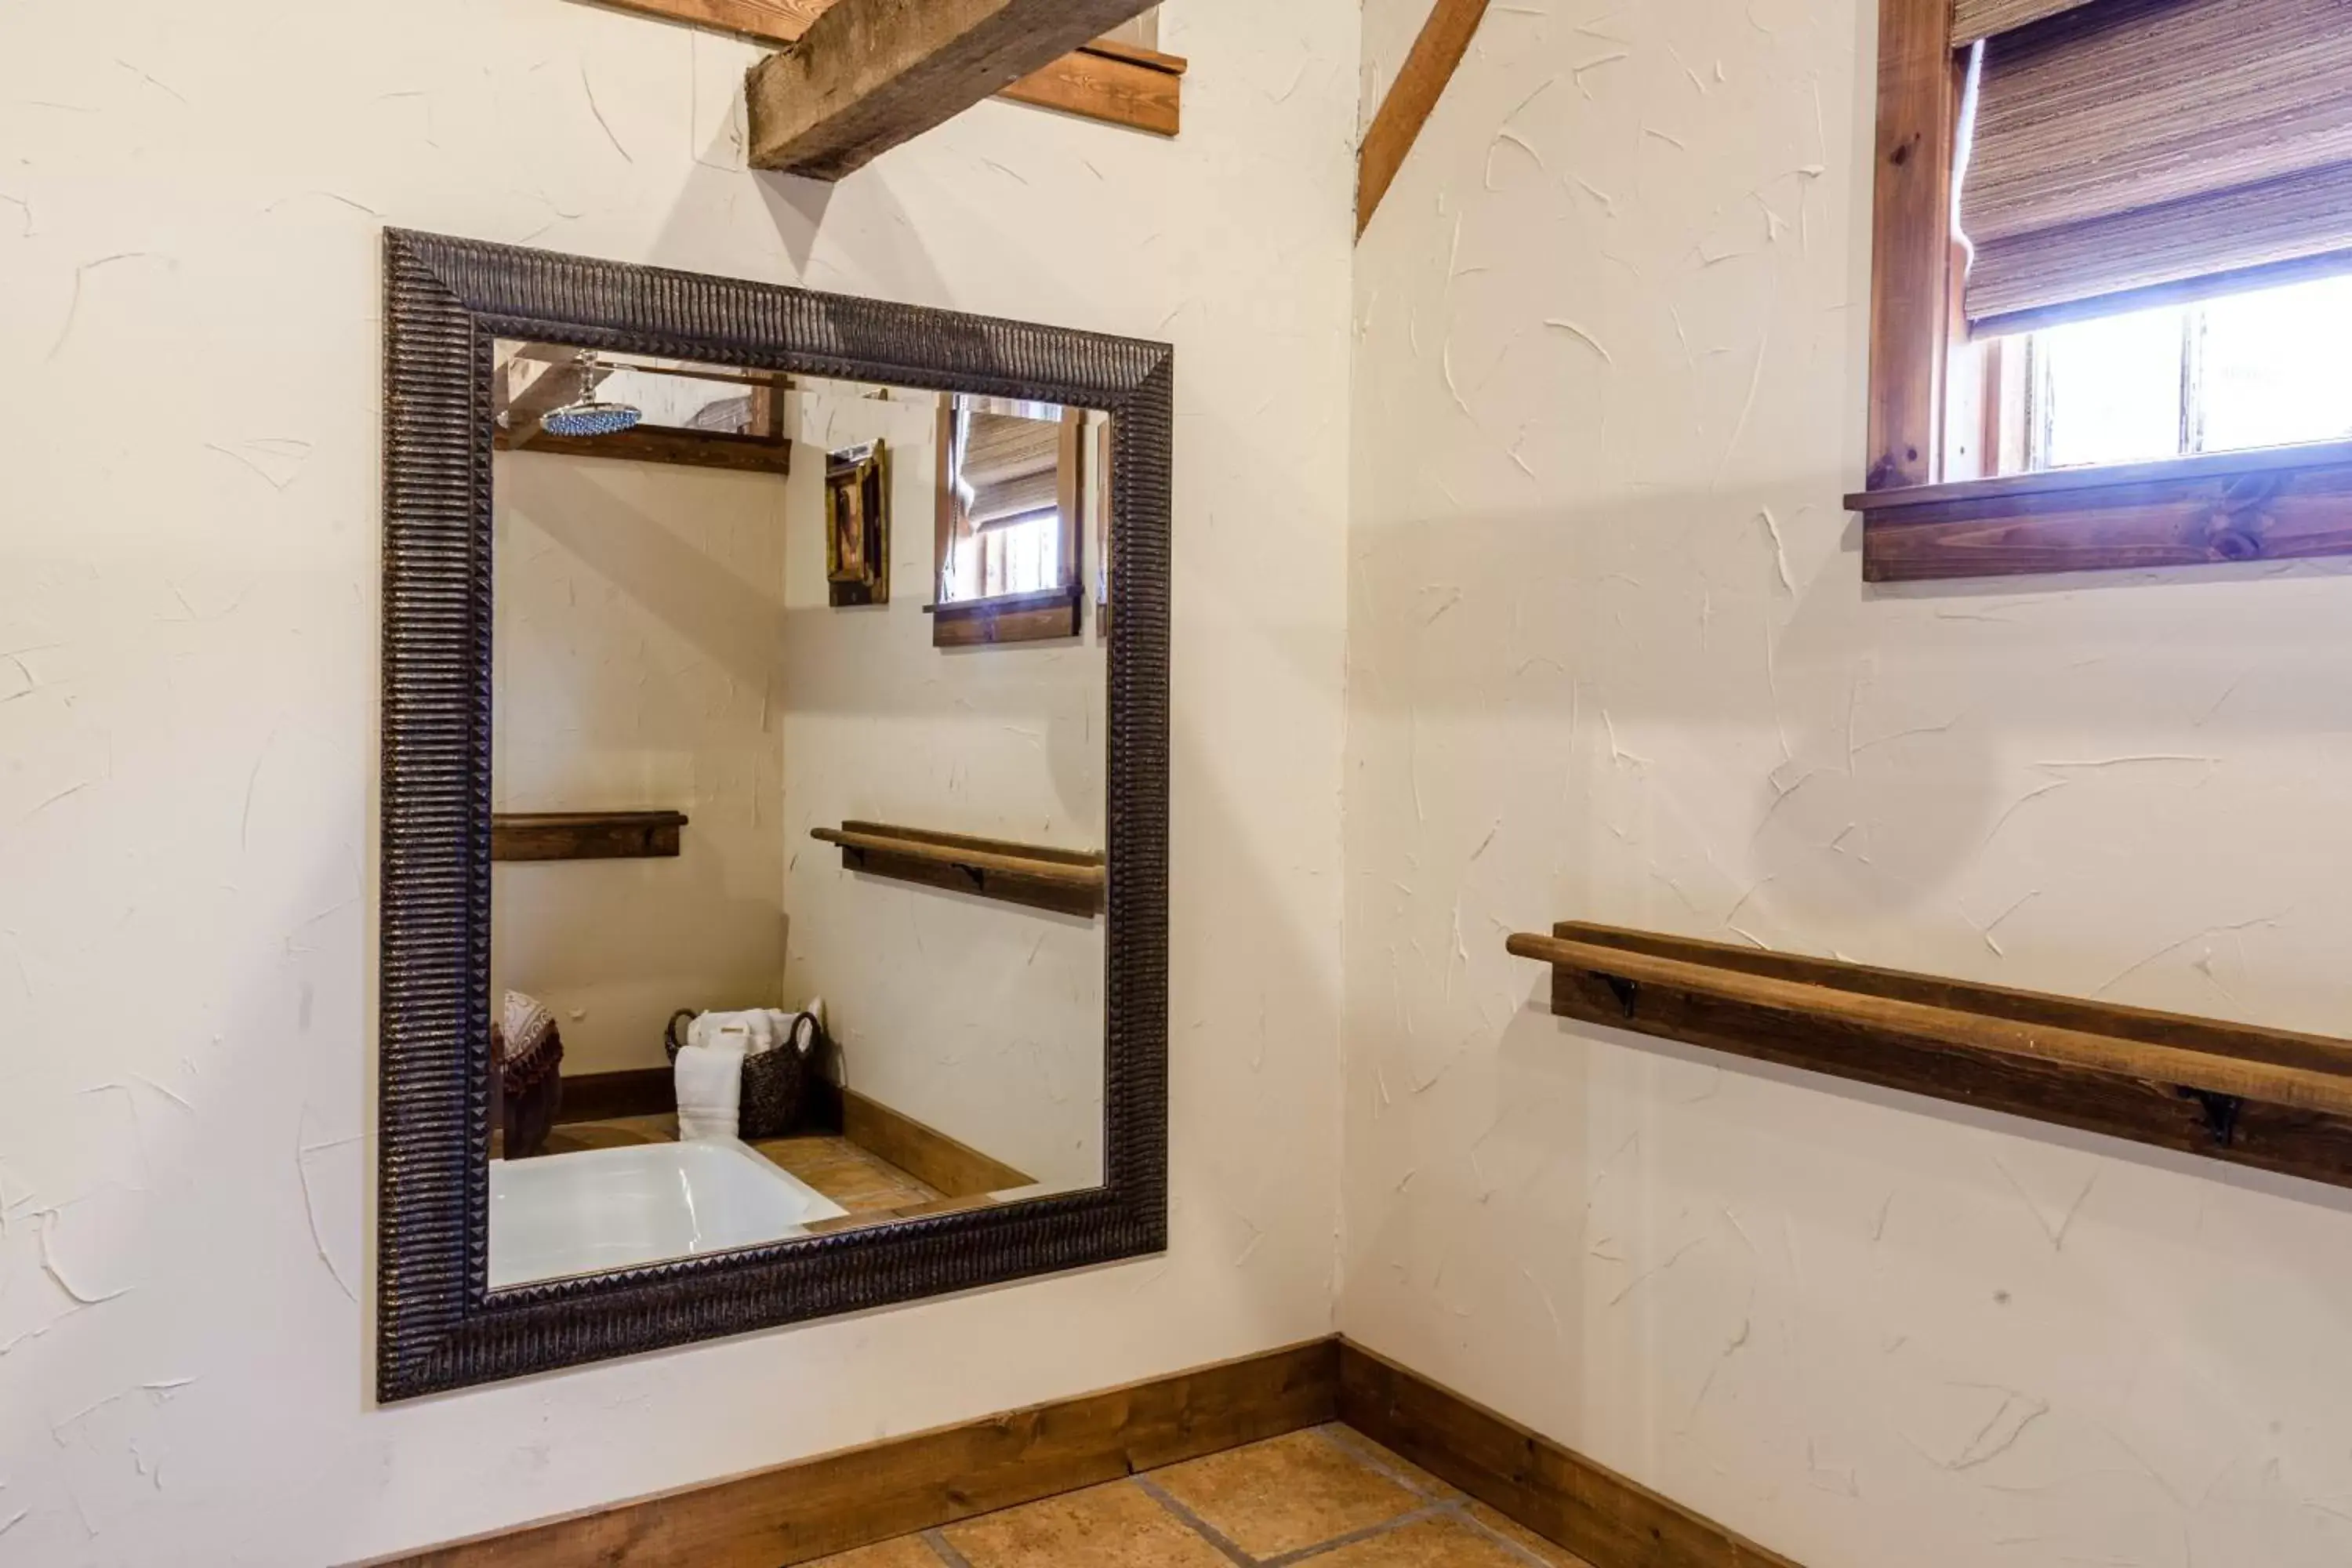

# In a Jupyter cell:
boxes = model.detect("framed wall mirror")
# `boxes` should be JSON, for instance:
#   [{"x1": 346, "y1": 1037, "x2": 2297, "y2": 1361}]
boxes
[{"x1": 379, "y1": 230, "x2": 1171, "y2": 1400}]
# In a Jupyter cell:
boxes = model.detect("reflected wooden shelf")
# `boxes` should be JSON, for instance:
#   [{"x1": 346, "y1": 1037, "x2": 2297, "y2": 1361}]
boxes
[
  {"x1": 493, "y1": 811, "x2": 688, "y2": 862},
  {"x1": 811, "y1": 821, "x2": 1104, "y2": 916},
  {"x1": 494, "y1": 425, "x2": 793, "y2": 476},
  {"x1": 1508, "y1": 920, "x2": 2352, "y2": 1191}
]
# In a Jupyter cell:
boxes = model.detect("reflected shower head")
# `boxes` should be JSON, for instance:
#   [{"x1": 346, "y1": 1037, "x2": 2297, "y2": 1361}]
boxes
[{"x1": 540, "y1": 350, "x2": 641, "y2": 437}]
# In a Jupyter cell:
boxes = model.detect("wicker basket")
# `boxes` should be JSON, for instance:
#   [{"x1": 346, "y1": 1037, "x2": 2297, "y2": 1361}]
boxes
[{"x1": 666, "y1": 1010, "x2": 818, "y2": 1140}]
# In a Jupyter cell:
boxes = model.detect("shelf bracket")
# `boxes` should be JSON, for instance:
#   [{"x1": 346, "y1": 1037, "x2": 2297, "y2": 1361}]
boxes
[
  {"x1": 2178, "y1": 1087, "x2": 2244, "y2": 1149},
  {"x1": 1599, "y1": 973, "x2": 1641, "y2": 1021}
]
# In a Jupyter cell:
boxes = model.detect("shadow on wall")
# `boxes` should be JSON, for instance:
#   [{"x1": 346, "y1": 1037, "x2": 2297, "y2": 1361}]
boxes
[{"x1": 1346, "y1": 472, "x2": 2352, "y2": 958}]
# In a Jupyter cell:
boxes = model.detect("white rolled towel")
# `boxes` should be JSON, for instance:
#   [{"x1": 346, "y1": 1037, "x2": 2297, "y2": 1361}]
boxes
[{"x1": 674, "y1": 1038, "x2": 746, "y2": 1142}]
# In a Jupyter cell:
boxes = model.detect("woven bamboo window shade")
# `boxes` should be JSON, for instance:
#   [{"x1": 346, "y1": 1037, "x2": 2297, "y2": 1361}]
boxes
[
  {"x1": 1959, "y1": 0, "x2": 2352, "y2": 332},
  {"x1": 962, "y1": 413, "x2": 1062, "y2": 528}
]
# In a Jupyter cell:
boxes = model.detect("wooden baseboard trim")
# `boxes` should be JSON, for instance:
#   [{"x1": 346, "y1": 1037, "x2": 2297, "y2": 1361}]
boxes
[
  {"x1": 844, "y1": 1088, "x2": 1035, "y2": 1196},
  {"x1": 370, "y1": 1338, "x2": 1340, "y2": 1568},
  {"x1": 372, "y1": 1337, "x2": 1803, "y2": 1568},
  {"x1": 553, "y1": 1066, "x2": 673, "y2": 1124},
  {"x1": 1337, "y1": 1341, "x2": 1802, "y2": 1568}
]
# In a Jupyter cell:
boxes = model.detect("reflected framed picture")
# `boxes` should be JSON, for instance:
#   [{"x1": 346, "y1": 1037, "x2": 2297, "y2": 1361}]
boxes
[{"x1": 826, "y1": 440, "x2": 889, "y2": 606}]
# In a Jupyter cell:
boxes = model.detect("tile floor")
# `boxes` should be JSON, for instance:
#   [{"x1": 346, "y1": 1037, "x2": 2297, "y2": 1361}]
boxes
[
  {"x1": 543, "y1": 1113, "x2": 942, "y2": 1214},
  {"x1": 810, "y1": 1426, "x2": 1595, "y2": 1568}
]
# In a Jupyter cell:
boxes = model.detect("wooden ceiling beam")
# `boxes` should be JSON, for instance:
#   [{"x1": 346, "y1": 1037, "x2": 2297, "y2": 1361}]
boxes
[
  {"x1": 579, "y1": 0, "x2": 1182, "y2": 140},
  {"x1": 745, "y1": 0, "x2": 1163, "y2": 180}
]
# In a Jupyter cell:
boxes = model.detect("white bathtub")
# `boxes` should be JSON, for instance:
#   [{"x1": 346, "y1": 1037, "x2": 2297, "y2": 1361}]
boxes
[{"x1": 489, "y1": 1138, "x2": 851, "y2": 1288}]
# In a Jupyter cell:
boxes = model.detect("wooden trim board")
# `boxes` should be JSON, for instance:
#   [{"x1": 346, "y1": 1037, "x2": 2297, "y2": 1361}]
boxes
[
  {"x1": 843, "y1": 1087, "x2": 1034, "y2": 1196},
  {"x1": 1858, "y1": 0, "x2": 1959, "y2": 494},
  {"x1": 1002, "y1": 39, "x2": 1184, "y2": 138},
  {"x1": 1338, "y1": 1342, "x2": 1803, "y2": 1568},
  {"x1": 496, "y1": 424, "x2": 793, "y2": 476},
  {"x1": 368, "y1": 1338, "x2": 1341, "y2": 1568},
  {"x1": 551, "y1": 1080, "x2": 1036, "y2": 1201},
  {"x1": 1356, "y1": 0, "x2": 1492, "y2": 237},
  {"x1": 554, "y1": 1067, "x2": 674, "y2": 1124},
  {"x1": 370, "y1": 1336, "x2": 1806, "y2": 1568},
  {"x1": 576, "y1": 0, "x2": 1183, "y2": 140}
]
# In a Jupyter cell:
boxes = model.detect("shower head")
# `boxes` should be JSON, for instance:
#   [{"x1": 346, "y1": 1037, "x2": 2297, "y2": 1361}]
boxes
[{"x1": 539, "y1": 350, "x2": 642, "y2": 438}]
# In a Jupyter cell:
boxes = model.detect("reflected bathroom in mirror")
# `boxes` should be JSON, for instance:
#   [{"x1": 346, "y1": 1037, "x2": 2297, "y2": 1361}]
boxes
[
  {"x1": 485, "y1": 342, "x2": 1111, "y2": 1289},
  {"x1": 379, "y1": 230, "x2": 1169, "y2": 1398}
]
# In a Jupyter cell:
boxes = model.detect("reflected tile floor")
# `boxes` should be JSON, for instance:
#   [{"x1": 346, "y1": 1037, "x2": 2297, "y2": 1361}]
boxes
[
  {"x1": 542, "y1": 1114, "x2": 941, "y2": 1214},
  {"x1": 811, "y1": 1426, "x2": 1595, "y2": 1568}
]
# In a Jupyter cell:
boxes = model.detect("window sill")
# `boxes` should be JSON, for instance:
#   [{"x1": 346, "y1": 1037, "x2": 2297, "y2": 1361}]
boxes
[
  {"x1": 925, "y1": 586, "x2": 1083, "y2": 647},
  {"x1": 1846, "y1": 437, "x2": 2352, "y2": 582}
]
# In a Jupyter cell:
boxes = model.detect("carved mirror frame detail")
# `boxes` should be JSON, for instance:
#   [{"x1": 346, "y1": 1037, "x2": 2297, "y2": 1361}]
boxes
[{"x1": 379, "y1": 229, "x2": 1171, "y2": 1400}]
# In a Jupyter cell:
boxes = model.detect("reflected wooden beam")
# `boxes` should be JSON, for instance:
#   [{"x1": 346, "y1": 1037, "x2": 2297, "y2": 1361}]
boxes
[{"x1": 746, "y1": 0, "x2": 1163, "y2": 180}]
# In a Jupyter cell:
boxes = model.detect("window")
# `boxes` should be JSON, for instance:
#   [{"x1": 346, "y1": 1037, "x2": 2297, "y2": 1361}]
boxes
[
  {"x1": 2018, "y1": 271, "x2": 2352, "y2": 470},
  {"x1": 930, "y1": 400, "x2": 1089, "y2": 647},
  {"x1": 1852, "y1": 0, "x2": 2352, "y2": 582}
]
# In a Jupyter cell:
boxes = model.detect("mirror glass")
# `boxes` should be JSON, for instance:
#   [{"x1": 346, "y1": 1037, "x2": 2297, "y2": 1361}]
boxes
[{"x1": 485, "y1": 340, "x2": 1110, "y2": 1288}]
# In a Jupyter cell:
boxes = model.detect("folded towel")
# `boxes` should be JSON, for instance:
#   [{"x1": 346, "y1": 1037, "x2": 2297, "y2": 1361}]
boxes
[
  {"x1": 685, "y1": 1007, "x2": 827, "y2": 1059},
  {"x1": 690, "y1": 1008, "x2": 795, "y2": 1058},
  {"x1": 675, "y1": 1038, "x2": 746, "y2": 1142}
]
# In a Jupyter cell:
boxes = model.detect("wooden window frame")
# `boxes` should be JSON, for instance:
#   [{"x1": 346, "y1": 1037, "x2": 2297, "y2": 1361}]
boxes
[
  {"x1": 1847, "y1": 0, "x2": 2352, "y2": 582},
  {"x1": 929, "y1": 405, "x2": 1087, "y2": 648}
]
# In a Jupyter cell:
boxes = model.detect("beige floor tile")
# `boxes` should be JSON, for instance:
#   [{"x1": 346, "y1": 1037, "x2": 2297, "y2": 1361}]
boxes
[
  {"x1": 1319, "y1": 1425, "x2": 1468, "y2": 1501},
  {"x1": 1149, "y1": 1429, "x2": 1421, "y2": 1558},
  {"x1": 806, "y1": 1537, "x2": 946, "y2": 1568},
  {"x1": 1465, "y1": 1504, "x2": 1596, "y2": 1568},
  {"x1": 943, "y1": 1481, "x2": 1230, "y2": 1568},
  {"x1": 1312, "y1": 1513, "x2": 1559, "y2": 1567}
]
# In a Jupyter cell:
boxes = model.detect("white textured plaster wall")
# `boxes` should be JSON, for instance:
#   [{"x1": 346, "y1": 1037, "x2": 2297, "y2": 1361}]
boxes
[
  {"x1": 776, "y1": 390, "x2": 1105, "y2": 1192},
  {"x1": 1343, "y1": 3, "x2": 2352, "y2": 1567},
  {"x1": 492, "y1": 450, "x2": 790, "y2": 1075},
  {"x1": 0, "y1": 0, "x2": 1356, "y2": 1560}
]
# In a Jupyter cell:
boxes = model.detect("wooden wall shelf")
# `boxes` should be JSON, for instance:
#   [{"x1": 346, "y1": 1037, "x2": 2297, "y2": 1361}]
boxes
[
  {"x1": 811, "y1": 821, "x2": 1104, "y2": 916},
  {"x1": 493, "y1": 811, "x2": 688, "y2": 862},
  {"x1": 1508, "y1": 920, "x2": 2352, "y2": 1191}
]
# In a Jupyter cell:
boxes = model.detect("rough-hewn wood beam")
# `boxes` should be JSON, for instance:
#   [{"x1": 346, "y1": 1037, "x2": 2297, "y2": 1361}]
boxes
[
  {"x1": 580, "y1": 0, "x2": 1184, "y2": 140},
  {"x1": 746, "y1": 0, "x2": 1161, "y2": 179}
]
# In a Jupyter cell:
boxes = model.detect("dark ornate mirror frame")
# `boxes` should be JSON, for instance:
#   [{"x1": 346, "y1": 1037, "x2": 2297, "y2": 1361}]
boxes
[{"x1": 379, "y1": 230, "x2": 1171, "y2": 1401}]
